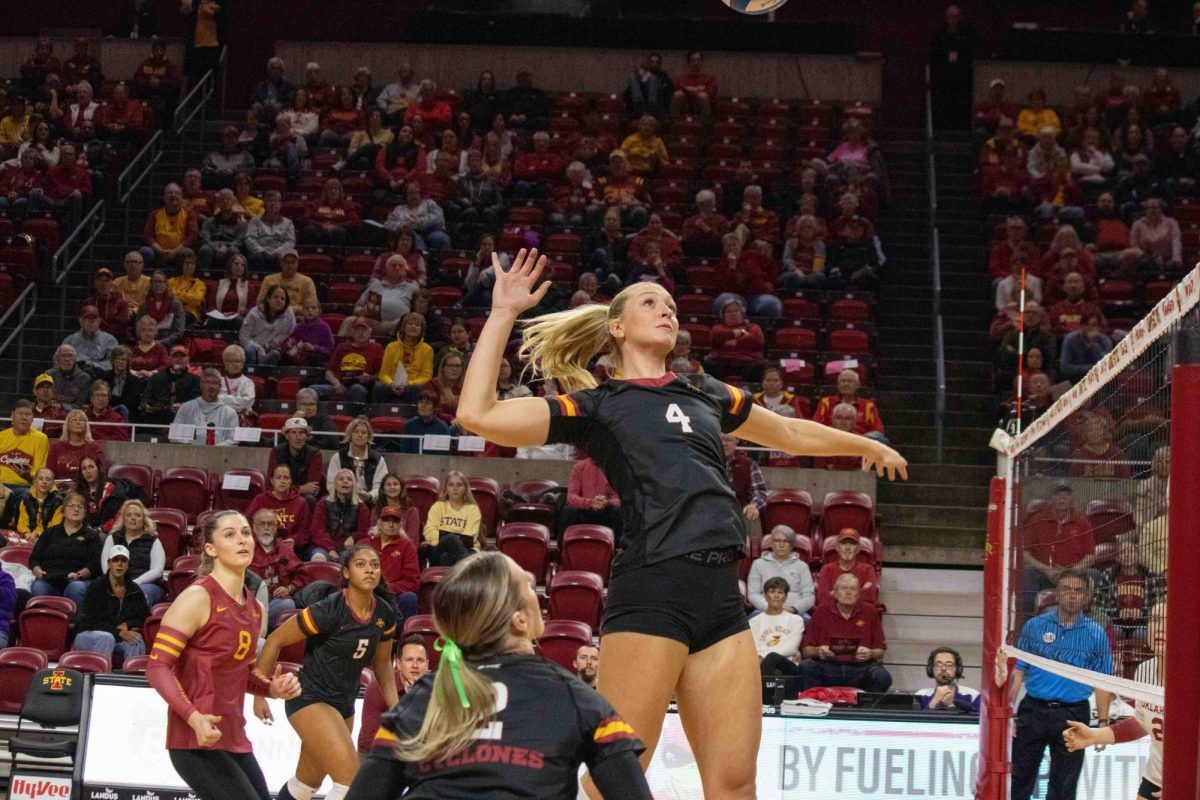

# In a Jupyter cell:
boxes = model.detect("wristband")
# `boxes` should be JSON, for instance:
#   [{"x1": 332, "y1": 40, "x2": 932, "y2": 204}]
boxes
[{"x1": 247, "y1": 669, "x2": 273, "y2": 697}]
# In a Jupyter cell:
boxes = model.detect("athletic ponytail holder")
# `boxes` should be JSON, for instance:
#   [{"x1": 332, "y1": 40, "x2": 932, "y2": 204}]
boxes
[{"x1": 435, "y1": 637, "x2": 470, "y2": 709}]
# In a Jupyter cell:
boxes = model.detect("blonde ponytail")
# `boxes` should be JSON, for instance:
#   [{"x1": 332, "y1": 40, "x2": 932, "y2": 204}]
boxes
[{"x1": 518, "y1": 286, "x2": 638, "y2": 394}]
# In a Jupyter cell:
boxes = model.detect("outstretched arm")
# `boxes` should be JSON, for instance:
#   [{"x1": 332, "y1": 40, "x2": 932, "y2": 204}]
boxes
[
  {"x1": 732, "y1": 404, "x2": 908, "y2": 480},
  {"x1": 455, "y1": 248, "x2": 554, "y2": 447}
]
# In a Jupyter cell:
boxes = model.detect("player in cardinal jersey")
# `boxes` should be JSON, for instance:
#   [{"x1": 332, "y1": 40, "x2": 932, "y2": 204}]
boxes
[
  {"x1": 252, "y1": 544, "x2": 398, "y2": 800},
  {"x1": 1063, "y1": 602, "x2": 1166, "y2": 799},
  {"x1": 146, "y1": 510, "x2": 301, "y2": 800},
  {"x1": 452, "y1": 249, "x2": 907, "y2": 797},
  {"x1": 346, "y1": 551, "x2": 650, "y2": 799}
]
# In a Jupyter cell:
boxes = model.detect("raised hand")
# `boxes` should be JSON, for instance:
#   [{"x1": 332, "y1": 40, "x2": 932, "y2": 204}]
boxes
[
  {"x1": 490, "y1": 248, "x2": 551, "y2": 317},
  {"x1": 863, "y1": 441, "x2": 908, "y2": 481}
]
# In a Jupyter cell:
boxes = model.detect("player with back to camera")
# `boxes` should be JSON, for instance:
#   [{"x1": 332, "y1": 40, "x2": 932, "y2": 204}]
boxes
[
  {"x1": 1061, "y1": 602, "x2": 1167, "y2": 800},
  {"x1": 146, "y1": 510, "x2": 302, "y2": 800},
  {"x1": 453, "y1": 248, "x2": 907, "y2": 797},
  {"x1": 346, "y1": 550, "x2": 651, "y2": 798},
  {"x1": 252, "y1": 543, "x2": 399, "y2": 800}
]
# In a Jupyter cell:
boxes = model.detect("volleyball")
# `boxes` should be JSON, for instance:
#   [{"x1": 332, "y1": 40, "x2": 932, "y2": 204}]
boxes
[{"x1": 721, "y1": 0, "x2": 789, "y2": 14}]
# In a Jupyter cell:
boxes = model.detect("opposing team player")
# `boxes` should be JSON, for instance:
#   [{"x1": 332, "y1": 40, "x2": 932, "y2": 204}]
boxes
[
  {"x1": 253, "y1": 543, "x2": 398, "y2": 800},
  {"x1": 1062, "y1": 603, "x2": 1166, "y2": 799},
  {"x1": 453, "y1": 249, "x2": 906, "y2": 797},
  {"x1": 346, "y1": 551, "x2": 651, "y2": 799},
  {"x1": 146, "y1": 510, "x2": 301, "y2": 800}
]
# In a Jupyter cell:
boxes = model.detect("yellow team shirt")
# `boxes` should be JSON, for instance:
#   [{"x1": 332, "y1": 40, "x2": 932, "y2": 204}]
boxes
[
  {"x1": 153, "y1": 208, "x2": 191, "y2": 251},
  {"x1": 17, "y1": 490, "x2": 62, "y2": 537},
  {"x1": 259, "y1": 273, "x2": 318, "y2": 311},
  {"x1": 1016, "y1": 108, "x2": 1062, "y2": 139},
  {"x1": 0, "y1": 426, "x2": 49, "y2": 486},
  {"x1": 378, "y1": 339, "x2": 434, "y2": 387},
  {"x1": 233, "y1": 194, "x2": 265, "y2": 218},
  {"x1": 0, "y1": 114, "x2": 30, "y2": 148},
  {"x1": 422, "y1": 501, "x2": 482, "y2": 549},
  {"x1": 193, "y1": 0, "x2": 219, "y2": 47},
  {"x1": 168, "y1": 276, "x2": 207, "y2": 318},
  {"x1": 113, "y1": 275, "x2": 151, "y2": 313},
  {"x1": 619, "y1": 133, "x2": 670, "y2": 175}
]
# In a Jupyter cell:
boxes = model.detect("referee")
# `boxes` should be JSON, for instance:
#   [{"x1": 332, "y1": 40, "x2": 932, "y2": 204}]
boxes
[{"x1": 1007, "y1": 568, "x2": 1114, "y2": 800}]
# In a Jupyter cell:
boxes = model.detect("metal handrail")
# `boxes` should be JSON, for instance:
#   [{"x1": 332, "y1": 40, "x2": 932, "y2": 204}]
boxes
[
  {"x1": 924, "y1": 65, "x2": 947, "y2": 463},
  {"x1": 174, "y1": 49, "x2": 221, "y2": 136},
  {"x1": 0, "y1": 283, "x2": 37, "y2": 362},
  {"x1": 117, "y1": 129, "x2": 164, "y2": 206}
]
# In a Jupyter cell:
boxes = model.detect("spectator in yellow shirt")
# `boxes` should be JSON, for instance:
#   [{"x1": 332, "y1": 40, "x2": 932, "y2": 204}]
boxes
[
  {"x1": 374, "y1": 311, "x2": 435, "y2": 403},
  {"x1": 140, "y1": 183, "x2": 199, "y2": 270},
  {"x1": 619, "y1": 114, "x2": 670, "y2": 176},
  {"x1": 167, "y1": 249, "x2": 207, "y2": 321},
  {"x1": 0, "y1": 96, "x2": 31, "y2": 159},
  {"x1": 1016, "y1": 88, "x2": 1061, "y2": 142},
  {"x1": 258, "y1": 249, "x2": 318, "y2": 311},
  {"x1": 113, "y1": 251, "x2": 151, "y2": 314},
  {"x1": 422, "y1": 470, "x2": 482, "y2": 567},
  {"x1": 0, "y1": 400, "x2": 50, "y2": 494}
]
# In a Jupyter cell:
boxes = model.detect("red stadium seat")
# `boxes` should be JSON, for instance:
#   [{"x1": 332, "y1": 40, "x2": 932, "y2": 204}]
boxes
[
  {"x1": 468, "y1": 477, "x2": 501, "y2": 544},
  {"x1": 826, "y1": 327, "x2": 871, "y2": 356},
  {"x1": 429, "y1": 287, "x2": 462, "y2": 309},
  {"x1": 1035, "y1": 589, "x2": 1058, "y2": 614},
  {"x1": 560, "y1": 525, "x2": 615, "y2": 585},
  {"x1": 537, "y1": 620, "x2": 593, "y2": 672},
  {"x1": 296, "y1": 561, "x2": 343, "y2": 587},
  {"x1": 439, "y1": 257, "x2": 471, "y2": 281},
  {"x1": 403, "y1": 614, "x2": 442, "y2": 670},
  {"x1": 505, "y1": 502, "x2": 556, "y2": 528},
  {"x1": 510, "y1": 479, "x2": 559, "y2": 502},
  {"x1": 820, "y1": 491, "x2": 875, "y2": 541},
  {"x1": 343, "y1": 254, "x2": 376, "y2": 277},
  {"x1": 548, "y1": 570, "x2": 605, "y2": 629},
  {"x1": 18, "y1": 608, "x2": 71, "y2": 660},
  {"x1": 544, "y1": 232, "x2": 582, "y2": 256},
  {"x1": 167, "y1": 554, "x2": 201, "y2": 599},
  {"x1": 418, "y1": 568, "x2": 450, "y2": 615},
  {"x1": 0, "y1": 647, "x2": 49, "y2": 713},
  {"x1": 156, "y1": 467, "x2": 213, "y2": 523},
  {"x1": 773, "y1": 327, "x2": 817, "y2": 352},
  {"x1": 762, "y1": 490, "x2": 815, "y2": 540},
  {"x1": 143, "y1": 609, "x2": 164, "y2": 650},
  {"x1": 23, "y1": 216, "x2": 62, "y2": 253},
  {"x1": 110, "y1": 463, "x2": 157, "y2": 501},
  {"x1": 676, "y1": 294, "x2": 714, "y2": 316},
  {"x1": 1092, "y1": 541, "x2": 1119, "y2": 571},
  {"x1": 147, "y1": 507, "x2": 188, "y2": 563},
  {"x1": 327, "y1": 282, "x2": 363, "y2": 306},
  {"x1": 58, "y1": 650, "x2": 112, "y2": 674},
  {"x1": 507, "y1": 205, "x2": 545, "y2": 226},
  {"x1": 403, "y1": 475, "x2": 441, "y2": 530},
  {"x1": 679, "y1": 322, "x2": 710, "y2": 348},
  {"x1": 121, "y1": 655, "x2": 150, "y2": 674},
  {"x1": 215, "y1": 468, "x2": 265, "y2": 514},
  {"x1": 1085, "y1": 498, "x2": 1135, "y2": 544},
  {"x1": 828, "y1": 297, "x2": 872, "y2": 322},
  {"x1": 0, "y1": 545, "x2": 32, "y2": 566},
  {"x1": 300, "y1": 253, "x2": 333, "y2": 275},
  {"x1": 497, "y1": 523, "x2": 551, "y2": 584},
  {"x1": 781, "y1": 296, "x2": 821, "y2": 320},
  {"x1": 26, "y1": 596, "x2": 76, "y2": 615}
]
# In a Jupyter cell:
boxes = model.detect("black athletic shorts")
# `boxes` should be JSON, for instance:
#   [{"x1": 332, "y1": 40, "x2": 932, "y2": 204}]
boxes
[
  {"x1": 602, "y1": 550, "x2": 748, "y2": 653},
  {"x1": 285, "y1": 691, "x2": 356, "y2": 721},
  {"x1": 1138, "y1": 778, "x2": 1160, "y2": 799}
]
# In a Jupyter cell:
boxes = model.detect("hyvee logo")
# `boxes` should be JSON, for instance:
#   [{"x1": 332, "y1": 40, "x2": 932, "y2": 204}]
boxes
[
  {"x1": 90, "y1": 789, "x2": 120, "y2": 800},
  {"x1": 10, "y1": 776, "x2": 72, "y2": 799}
]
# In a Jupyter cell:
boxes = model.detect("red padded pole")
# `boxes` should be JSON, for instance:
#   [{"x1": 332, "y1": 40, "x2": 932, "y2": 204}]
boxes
[{"x1": 975, "y1": 476, "x2": 1010, "y2": 800}]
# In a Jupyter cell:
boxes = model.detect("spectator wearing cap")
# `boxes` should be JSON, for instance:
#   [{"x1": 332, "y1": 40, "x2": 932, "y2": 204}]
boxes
[
  {"x1": 400, "y1": 393, "x2": 452, "y2": 455},
  {"x1": 86, "y1": 267, "x2": 132, "y2": 338},
  {"x1": 28, "y1": 489, "x2": 99, "y2": 606},
  {"x1": 753, "y1": 576, "x2": 807, "y2": 696},
  {"x1": 815, "y1": 529, "x2": 879, "y2": 606},
  {"x1": 113, "y1": 251, "x2": 151, "y2": 315},
  {"x1": 140, "y1": 183, "x2": 198, "y2": 270},
  {"x1": 101, "y1": 500, "x2": 165, "y2": 605},
  {"x1": 244, "y1": 191, "x2": 296, "y2": 272},
  {"x1": 259, "y1": 248, "x2": 317, "y2": 312},
  {"x1": 74, "y1": 542, "x2": 149, "y2": 661},
  {"x1": 31, "y1": 374, "x2": 67, "y2": 437},
  {"x1": 46, "y1": 344, "x2": 93, "y2": 409},
  {"x1": 0, "y1": 400, "x2": 50, "y2": 494},
  {"x1": 314, "y1": 316, "x2": 384, "y2": 403},
  {"x1": 268, "y1": 417, "x2": 326, "y2": 503},
  {"x1": 374, "y1": 506, "x2": 419, "y2": 619},
  {"x1": 138, "y1": 345, "x2": 200, "y2": 424},
  {"x1": 1020, "y1": 483, "x2": 1096, "y2": 614},
  {"x1": 748, "y1": 525, "x2": 815, "y2": 616},
  {"x1": 812, "y1": 369, "x2": 886, "y2": 441},
  {"x1": 720, "y1": 433, "x2": 767, "y2": 527},
  {"x1": 798, "y1": 573, "x2": 891, "y2": 692},
  {"x1": 561, "y1": 453, "x2": 622, "y2": 540},
  {"x1": 170, "y1": 368, "x2": 238, "y2": 446},
  {"x1": 203, "y1": 126, "x2": 257, "y2": 188},
  {"x1": 239, "y1": 285, "x2": 296, "y2": 368},
  {"x1": 973, "y1": 78, "x2": 1020, "y2": 135}
]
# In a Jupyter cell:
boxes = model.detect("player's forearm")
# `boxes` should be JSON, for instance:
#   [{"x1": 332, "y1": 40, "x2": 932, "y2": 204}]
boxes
[
  {"x1": 457, "y1": 308, "x2": 517, "y2": 429},
  {"x1": 783, "y1": 418, "x2": 883, "y2": 458}
]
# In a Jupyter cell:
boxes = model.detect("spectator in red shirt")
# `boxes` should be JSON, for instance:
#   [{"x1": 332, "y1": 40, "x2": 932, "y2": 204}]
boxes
[
  {"x1": 705, "y1": 296, "x2": 766, "y2": 380},
  {"x1": 301, "y1": 177, "x2": 359, "y2": 247},
  {"x1": 812, "y1": 369, "x2": 885, "y2": 440},
  {"x1": 513, "y1": 131, "x2": 565, "y2": 200},
  {"x1": 1021, "y1": 482, "x2": 1097, "y2": 614},
  {"x1": 562, "y1": 453, "x2": 622, "y2": 539},
  {"x1": 980, "y1": 149, "x2": 1034, "y2": 216},
  {"x1": 37, "y1": 143, "x2": 91, "y2": 227},
  {"x1": 249, "y1": 506, "x2": 306, "y2": 628},
  {"x1": 314, "y1": 315, "x2": 383, "y2": 404},
  {"x1": 587, "y1": 150, "x2": 651, "y2": 229},
  {"x1": 82, "y1": 381, "x2": 129, "y2": 442},
  {"x1": 357, "y1": 635, "x2": 428, "y2": 754},
  {"x1": 732, "y1": 185, "x2": 781, "y2": 246},
  {"x1": 0, "y1": 147, "x2": 45, "y2": 220},
  {"x1": 627, "y1": 213, "x2": 683, "y2": 271},
  {"x1": 973, "y1": 78, "x2": 1020, "y2": 135},
  {"x1": 1068, "y1": 413, "x2": 1130, "y2": 480},
  {"x1": 671, "y1": 50, "x2": 717, "y2": 118},
  {"x1": 246, "y1": 464, "x2": 314, "y2": 550},
  {"x1": 812, "y1": 403, "x2": 870, "y2": 471},
  {"x1": 132, "y1": 40, "x2": 178, "y2": 114},
  {"x1": 712, "y1": 235, "x2": 781, "y2": 319},
  {"x1": 180, "y1": 168, "x2": 211, "y2": 219},
  {"x1": 548, "y1": 161, "x2": 591, "y2": 228},
  {"x1": 85, "y1": 268, "x2": 131, "y2": 339},
  {"x1": 47, "y1": 409, "x2": 106, "y2": 480},
  {"x1": 101, "y1": 82, "x2": 145, "y2": 144},
  {"x1": 681, "y1": 188, "x2": 730, "y2": 257},
  {"x1": 1033, "y1": 156, "x2": 1085, "y2": 228},
  {"x1": 1038, "y1": 226, "x2": 1095, "y2": 287},
  {"x1": 625, "y1": 240, "x2": 677, "y2": 295},
  {"x1": 1141, "y1": 67, "x2": 1180, "y2": 126},
  {"x1": 301, "y1": 61, "x2": 334, "y2": 113},
  {"x1": 815, "y1": 529, "x2": 879, "y2": 606},
  {"x1": 404, "y1": 79, "x2": 452, "y2": 131},
  {"x1": 410, "y1": 151, "x2": 457, "y2": 208},
  {"x1": 373, "y1": 506, "x2": 419, "y2": 618},
  {"x1": 1048, "y1": 271, "x2": 1102, "y2": 336},
  {"x1": 374, "y1": 123, "x2": 425, "y2": 205},
  {"x1": 988, "y1": 216, "x2": 1041, "y2": 283},
  {"x1": 798, "y1": 572, "x2": 891, "y2": 691}
]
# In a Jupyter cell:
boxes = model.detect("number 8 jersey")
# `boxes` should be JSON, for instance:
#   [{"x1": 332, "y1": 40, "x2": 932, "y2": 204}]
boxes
[{"x1": 544, "y1": 372, "x2": 754, "y2": 575}]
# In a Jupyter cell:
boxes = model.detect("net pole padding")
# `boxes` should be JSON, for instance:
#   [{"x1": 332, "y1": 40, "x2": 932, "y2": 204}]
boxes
[
  {"x1": 974, "y1": 476, "x2": 1010, "y2": 800},
  {"x1": 1015, "y1": 267, "x2": 1026, "y2": 435},
  {"x1": 1006, "y1": 265, "x2": 1200, "y2": 456},
  {"x1": 1163, "y1": 326, "x2": 1200, "y2": 799}
]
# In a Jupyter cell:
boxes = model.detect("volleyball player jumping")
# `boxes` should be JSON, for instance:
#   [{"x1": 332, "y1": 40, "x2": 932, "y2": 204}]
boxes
[
  {"x1": 454, "y1": 249, "x2": 907, "y2": 797},
  {"x1": 346, "y1": 550, "x2": 651, "y2": 799},
  {"x1": 253, "y1": 543, "x2": 399, "y2": 800},
  {"x1": 146, "y1": 510, "x2": 301, "y2": 800}
]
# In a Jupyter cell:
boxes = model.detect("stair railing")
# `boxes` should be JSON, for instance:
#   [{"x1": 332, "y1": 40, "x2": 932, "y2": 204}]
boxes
[
  {"x1": 50, "y1": 200, "x2": 106, "y2": 327},
  {"x1": 0, "y1": 282, "x2": 38, "y2": 365},
  {"x1": 116, "y1": 129, "x2": 164, "y2": 234},
  {"x1": 925, "y1": 65, "x2": 947, "y2": 463}
]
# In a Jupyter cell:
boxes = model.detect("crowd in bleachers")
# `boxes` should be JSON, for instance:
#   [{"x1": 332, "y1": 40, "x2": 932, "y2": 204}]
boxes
[{"x1": 0, "y1": 46, "x2": 905, "y2": 695}]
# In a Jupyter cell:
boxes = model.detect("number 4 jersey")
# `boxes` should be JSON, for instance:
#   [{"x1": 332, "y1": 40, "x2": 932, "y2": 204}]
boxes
[
  {"x1": 544, "y1": 373, "x2": 754, "y2": 574},
  {"x1": 373, "y1": 653, "x2": 644, "y2": 799}
]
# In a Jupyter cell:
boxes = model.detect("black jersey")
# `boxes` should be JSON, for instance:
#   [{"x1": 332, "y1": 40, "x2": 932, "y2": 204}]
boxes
[
  {"x1": 545, "y1": 372, "x2": 754, "y2": 573},
  {"x1": 295, "y1": 589, "x2": 397, "y2": 705},
  {"x1": 373, "y1": 653, "x2": 643, "y2": 800}
]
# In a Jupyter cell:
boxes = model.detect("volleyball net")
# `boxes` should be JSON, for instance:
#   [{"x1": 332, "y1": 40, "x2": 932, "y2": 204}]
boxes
[{"x1": 976, "y1": 266, "x2": 1200, "y2": 798}]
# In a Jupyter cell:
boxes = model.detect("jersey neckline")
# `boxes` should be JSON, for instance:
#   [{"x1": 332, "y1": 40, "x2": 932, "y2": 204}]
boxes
[{"x1": 620, "y1": 371, "x2": 677, "y2": 388}]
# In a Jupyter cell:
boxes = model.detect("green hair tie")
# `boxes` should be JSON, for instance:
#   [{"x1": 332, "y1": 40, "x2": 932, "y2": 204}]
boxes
[{"x1": 434, "y1": 637, "x2": 471, "y2": 709}]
